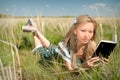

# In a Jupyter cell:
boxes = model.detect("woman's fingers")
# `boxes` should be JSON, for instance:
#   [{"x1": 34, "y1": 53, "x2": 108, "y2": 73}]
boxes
[
  {"x1": 93, "y1": 63, "x2": 100, "y2": 67},
  {"x1": 88, "y1": 57, "x2": 100, "y2": 62},
  {"x1": 82, "y1": 57, "x2": 109, "y2": 68},
  {"x1": 101, "y1": 58, "x2": 109, "y2": 64},
  {"x1": 91, "y1": 58, "x2": 100, "y2": 63},
  {"x1": 86, "y1": 57, "x2": 100, "y2": 67}
]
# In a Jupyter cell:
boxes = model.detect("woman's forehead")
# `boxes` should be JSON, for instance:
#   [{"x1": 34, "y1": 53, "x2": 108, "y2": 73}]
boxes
[{"x1": 77, "y1": 22, "x2": 94, "y2": 29}]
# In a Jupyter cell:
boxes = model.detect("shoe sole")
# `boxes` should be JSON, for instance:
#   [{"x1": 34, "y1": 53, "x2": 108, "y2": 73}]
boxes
[{"x1": 22, "y1": 26, "x2": 32, "y2": 32}]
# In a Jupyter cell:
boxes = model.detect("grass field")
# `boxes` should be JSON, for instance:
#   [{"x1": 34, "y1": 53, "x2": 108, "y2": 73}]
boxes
[{"x1": 0, "y1": 16, "x2": 120, "y2": 80}]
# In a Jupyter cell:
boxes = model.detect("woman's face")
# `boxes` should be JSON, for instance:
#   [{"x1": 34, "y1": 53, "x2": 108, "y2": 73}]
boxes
[{"x1": 74, "y1": 22, "x2": 94, "y2": 45}]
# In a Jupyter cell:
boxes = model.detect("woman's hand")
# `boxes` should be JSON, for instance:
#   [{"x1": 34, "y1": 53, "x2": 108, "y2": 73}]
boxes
[
  {"x1": 82, "y1": 57, "x2": 101, "y2": 68},
  {"x1": 101, "y1": 57, "x2": 109, "y2": 64}
]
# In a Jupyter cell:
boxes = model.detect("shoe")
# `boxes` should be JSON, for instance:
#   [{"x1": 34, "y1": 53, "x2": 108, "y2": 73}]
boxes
[{"x1": 22, "y1": 18, "x2": 38, "y2": 33}]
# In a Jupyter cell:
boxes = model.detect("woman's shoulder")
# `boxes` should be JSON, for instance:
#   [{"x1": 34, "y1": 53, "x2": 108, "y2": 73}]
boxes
[
  {"x1": 55, "y1": 41, "x2": 71, "y2": 63},
  {"x1": 56, "y1": 41, "x2": 70, "y2": 56}
]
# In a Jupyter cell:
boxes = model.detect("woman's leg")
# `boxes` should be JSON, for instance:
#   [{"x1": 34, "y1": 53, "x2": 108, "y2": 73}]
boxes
[
  {"x1": 33, "y1": 31, "x2": 50, "y2": 48},
  {"x1": 33, "y1": 32, "x2": 56, "y2": 60},
  {"x1": 22, "y1": 19, "x2": 57, "y2": 60},
  {"x1": 33, "y1": 35, "x2": 42, "y2": 47},
  {"x1": 22, "y1": 18, "x2": 50, "y2": 48}
]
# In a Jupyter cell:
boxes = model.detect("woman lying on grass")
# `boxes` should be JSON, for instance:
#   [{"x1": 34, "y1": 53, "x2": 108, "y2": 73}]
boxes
[{"x1": 22, "y1": 15, "x2": 108, "y2": 71}]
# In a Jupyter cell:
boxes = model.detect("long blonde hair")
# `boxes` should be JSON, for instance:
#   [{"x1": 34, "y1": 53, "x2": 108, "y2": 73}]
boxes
[{"x1": 63, "y1": 15, "x2": 98, "y2": 60}]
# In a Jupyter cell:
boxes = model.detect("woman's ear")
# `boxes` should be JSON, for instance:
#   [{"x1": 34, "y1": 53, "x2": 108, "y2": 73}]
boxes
[{"x1": 73, "y1": 29, "x2": 77, "y2": 35}]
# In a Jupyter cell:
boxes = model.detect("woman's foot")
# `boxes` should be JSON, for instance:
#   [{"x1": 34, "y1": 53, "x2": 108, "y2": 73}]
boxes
[{"x1": 22, "y1": 18, "x2": 38, "y2": 33}]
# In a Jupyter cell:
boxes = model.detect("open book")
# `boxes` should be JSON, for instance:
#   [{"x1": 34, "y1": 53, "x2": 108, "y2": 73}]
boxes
[{"x1": 92, "y1": 40, "x2": 117, "y2": 58}]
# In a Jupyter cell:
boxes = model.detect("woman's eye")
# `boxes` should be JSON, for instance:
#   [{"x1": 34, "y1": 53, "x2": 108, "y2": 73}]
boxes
[
  {"x1": 81, "y1": 30, "x2": 86, "y2": 32},
  {"x1": 89, "y1": 31, "x2": 93, "y2": 33}
]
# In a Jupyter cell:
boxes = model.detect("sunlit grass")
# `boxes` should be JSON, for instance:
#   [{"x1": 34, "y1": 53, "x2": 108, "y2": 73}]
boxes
[{"x1": 0, "y1": 17, "x2": 120, "y2": 80}]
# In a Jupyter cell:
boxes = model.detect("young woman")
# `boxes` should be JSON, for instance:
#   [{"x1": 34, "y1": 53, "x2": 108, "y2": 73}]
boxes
[{"x1": 22, "y1": 15, "x2": 101, "y2": 71}]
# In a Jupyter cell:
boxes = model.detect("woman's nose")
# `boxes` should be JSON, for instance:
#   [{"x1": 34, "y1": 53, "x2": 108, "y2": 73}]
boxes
[{"x1": 85, "y1": 32, "x2": 90, "y2": 38}]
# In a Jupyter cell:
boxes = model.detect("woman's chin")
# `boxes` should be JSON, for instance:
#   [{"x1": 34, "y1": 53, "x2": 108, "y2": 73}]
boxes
[{"x1": 83, "y1": 41, "x2": 89, "y2": 44}]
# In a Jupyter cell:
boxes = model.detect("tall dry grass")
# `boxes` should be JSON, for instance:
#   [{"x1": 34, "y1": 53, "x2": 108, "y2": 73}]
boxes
[{"x1": 0, "y1": 16, "x2": 120, "y2": 80}]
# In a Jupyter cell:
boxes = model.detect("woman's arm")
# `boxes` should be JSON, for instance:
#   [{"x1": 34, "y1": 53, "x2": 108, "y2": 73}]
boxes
[
  {"x1": 65, "y1": 61, "x2": 74, "y2": 71},
  {"x1": 65, "y1": 56, "x2": 102, "y2": 71}
]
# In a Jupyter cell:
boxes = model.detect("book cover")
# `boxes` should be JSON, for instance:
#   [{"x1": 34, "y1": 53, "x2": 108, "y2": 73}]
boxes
[{"x1": 92, "y1": 40, "x2": 117, "y2": 58}]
